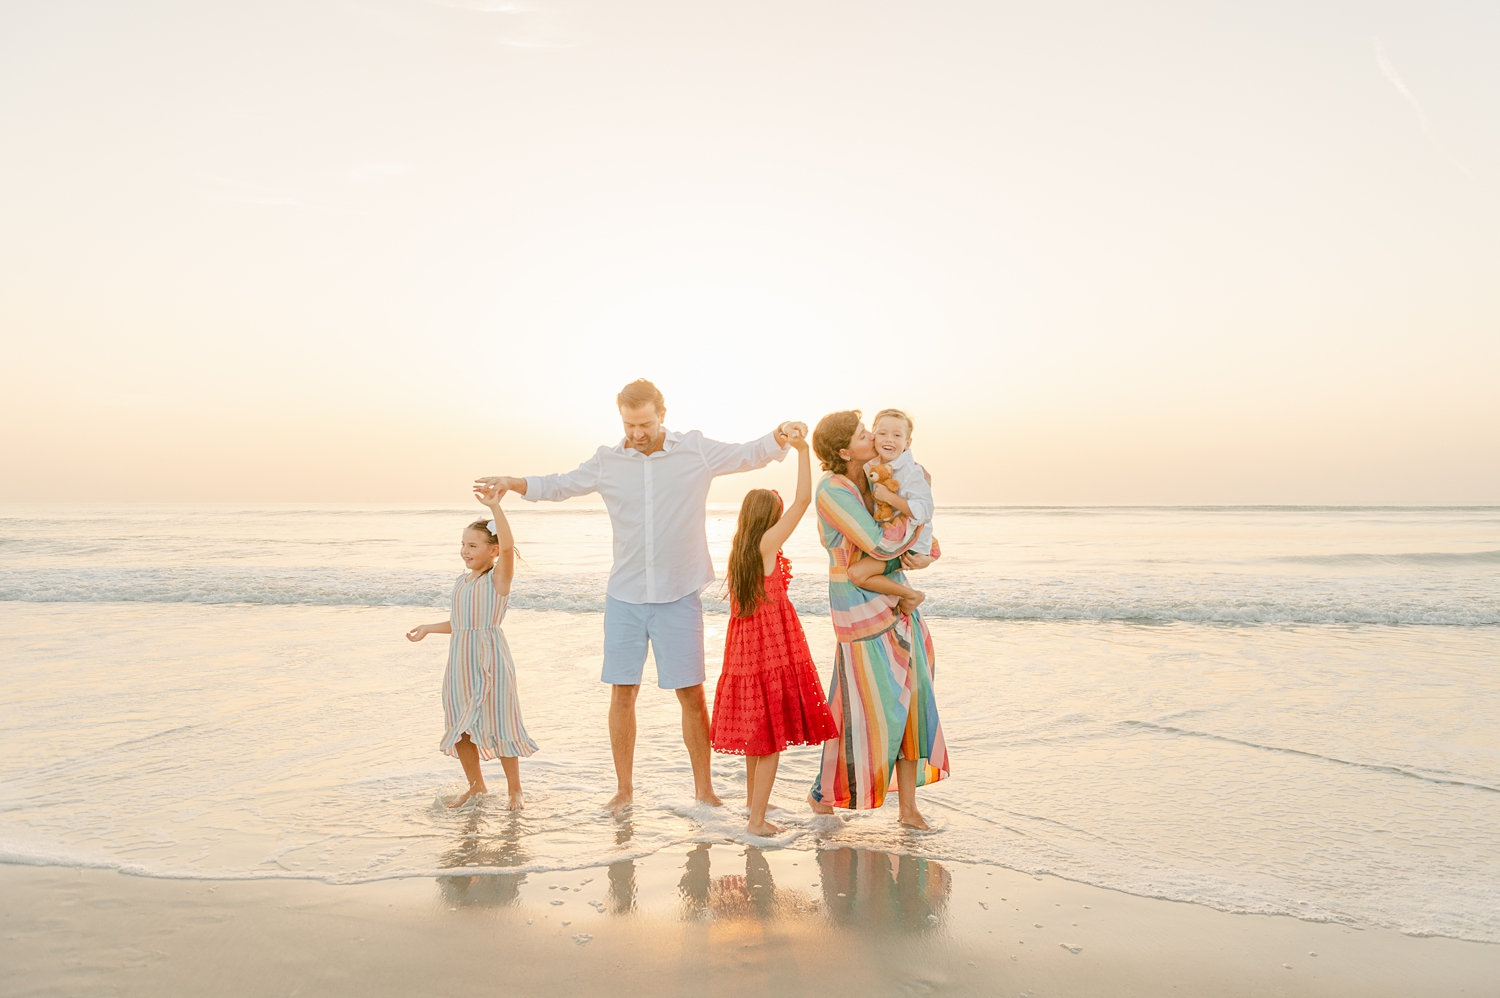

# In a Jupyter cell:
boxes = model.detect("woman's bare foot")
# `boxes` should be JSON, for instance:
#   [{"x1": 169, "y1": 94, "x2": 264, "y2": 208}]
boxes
[
  {"x1": 896, "y1": 590, "x2": 926, "y2": 616},
  {"x1": 747, "y1": 819, "x2": 782, "y2": 837},
  {"x1": 898, "y1": 806, "x2": 930, "y2": 830},
  {"x1": 448, "y1": 783, "x2": 486, "y2": 808},
  {"x1": 507, "y1": 791, "x2": 524, "y2": 811},
  {"x1": 807, "y1": 792, "x2": 834, "y2": 815},
  {"x1": 604, "y1": 789, "x2": 633, "y2": 815}
]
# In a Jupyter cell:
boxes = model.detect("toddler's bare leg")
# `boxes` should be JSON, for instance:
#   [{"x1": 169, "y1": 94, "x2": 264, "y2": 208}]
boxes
[
  {"x1": 847, "y1": 553, "x2": 890, "y2": 589},
  {"x1": 848, "y1": 555, "x2": 925, "y2": 611}
]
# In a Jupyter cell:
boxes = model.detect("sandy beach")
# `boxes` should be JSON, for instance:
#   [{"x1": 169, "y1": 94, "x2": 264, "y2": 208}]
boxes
[{"x1": 4, "y1": 849, "x2": 1494, "y2": 998}]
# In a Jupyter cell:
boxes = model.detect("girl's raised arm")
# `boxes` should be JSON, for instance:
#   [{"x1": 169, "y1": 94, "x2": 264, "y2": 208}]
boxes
[
  {"x1": 475, "y1": 484, "x2": 517, "y2": 595},
  {"x1": 758, "y1": 425, "x2": 811, "y2": 561}
]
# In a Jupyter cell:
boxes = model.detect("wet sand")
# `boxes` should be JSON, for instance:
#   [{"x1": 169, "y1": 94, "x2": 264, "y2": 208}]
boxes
[{"x1": 3, "y1": 846, "x2": 1494, "y2": 997}]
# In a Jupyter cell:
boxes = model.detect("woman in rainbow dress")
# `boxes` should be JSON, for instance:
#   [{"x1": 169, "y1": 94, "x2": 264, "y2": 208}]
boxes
[{"x1": 806, "y1": 410, "x2": 950, "y2": 829}]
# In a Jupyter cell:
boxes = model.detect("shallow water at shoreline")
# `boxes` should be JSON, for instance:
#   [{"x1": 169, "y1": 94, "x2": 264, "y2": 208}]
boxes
[{"x1": 2, "y1": 599, "x2": 1496, "y2": 942}]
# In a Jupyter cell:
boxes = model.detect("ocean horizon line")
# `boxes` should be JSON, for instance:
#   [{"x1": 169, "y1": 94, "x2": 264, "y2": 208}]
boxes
[{"x1": 4, "y1": 500, "x2": 1499, "y2": 512}]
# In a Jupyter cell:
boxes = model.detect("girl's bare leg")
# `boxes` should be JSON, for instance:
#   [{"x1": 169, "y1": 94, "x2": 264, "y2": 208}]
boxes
[
  {"x1": 744, "y1": 756, "x2": 758, "y2": 809},
  {"x1": 747, "y1": 752, "x2": 781, "y2": 836},
  {"x1": 499, "y1": 755, "x2": 523, "y2": 810},
  {"x1": 894, "y1": 758, "x2": 929, "y2": 829},
  {"x1": 450, "y1": 734, "x2": 487, "y2": 808}
]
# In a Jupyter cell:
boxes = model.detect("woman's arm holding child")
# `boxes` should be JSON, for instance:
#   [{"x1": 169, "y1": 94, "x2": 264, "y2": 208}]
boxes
[{"x1": 476, "y1": 483, "x2": 517, "y2": 595}]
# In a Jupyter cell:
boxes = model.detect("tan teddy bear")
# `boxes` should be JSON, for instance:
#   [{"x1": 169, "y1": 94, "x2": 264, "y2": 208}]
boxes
[{"x1": 866, "y1": 461, "x2": 903, "y2": 525}]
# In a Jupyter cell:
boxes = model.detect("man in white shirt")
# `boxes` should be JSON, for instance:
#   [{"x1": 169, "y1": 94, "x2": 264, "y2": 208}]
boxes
[{"x1": 476, "y1": 379, "x2": 803, "y2": 815}]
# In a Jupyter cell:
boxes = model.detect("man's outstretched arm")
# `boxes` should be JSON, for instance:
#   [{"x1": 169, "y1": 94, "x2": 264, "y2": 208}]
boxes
[
  {"x1": 473, "y1": 475, "x2": 529, "y2": 496},
  {"x1": 477, "y1": 452, "x2": 604, "y2": 502},
  {"x1": 701, "y1": 421, "x2": 807, "y2": 476}
]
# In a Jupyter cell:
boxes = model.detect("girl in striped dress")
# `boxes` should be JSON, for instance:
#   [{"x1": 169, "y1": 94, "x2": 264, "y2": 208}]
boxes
[{"x1": 407, "y1": 485, "x2": 538, "y2": 808}]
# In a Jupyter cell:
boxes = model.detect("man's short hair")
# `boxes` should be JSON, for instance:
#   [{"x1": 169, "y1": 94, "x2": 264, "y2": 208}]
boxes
[{"x1": 617, "y1": 378, "x2": 666, "y2": 416}]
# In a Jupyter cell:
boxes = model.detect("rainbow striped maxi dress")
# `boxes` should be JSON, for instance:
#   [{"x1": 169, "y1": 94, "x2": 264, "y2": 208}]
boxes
[
  {"x1": 440, "y1": 571, "x2": 539, "y2": 761},
  {"x1": 809, "y1": 474, "x2": 950, "y2": 809}
]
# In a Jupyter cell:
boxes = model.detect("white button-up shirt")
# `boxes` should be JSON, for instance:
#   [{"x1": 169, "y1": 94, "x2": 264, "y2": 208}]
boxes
[{"x1": 524, "y1": 428, "x2": 787, "y2": 604}]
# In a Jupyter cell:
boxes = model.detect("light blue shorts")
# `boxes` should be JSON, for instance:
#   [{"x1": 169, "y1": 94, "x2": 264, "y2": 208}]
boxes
[{"x1": 602, "y1": 592, "x2": 706, "y2": 689}]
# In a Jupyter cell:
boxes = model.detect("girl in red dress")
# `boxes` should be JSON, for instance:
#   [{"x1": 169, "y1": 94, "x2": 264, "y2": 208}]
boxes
[{"x1": 710, "y1": 425, "x2": 839, "y2": 836}]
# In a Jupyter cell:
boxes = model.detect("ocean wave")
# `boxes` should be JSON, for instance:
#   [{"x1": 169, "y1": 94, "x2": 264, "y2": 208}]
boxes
[
  {"x1": 2, "y1": 568, "x2": 1496, "y2": 625},
  {"x1": 1269, "y1": 550, "x2": 1500, "y2": 567},
  {"x1": 1121, "y1": 721, "x2": 1500, "y2": 793}
]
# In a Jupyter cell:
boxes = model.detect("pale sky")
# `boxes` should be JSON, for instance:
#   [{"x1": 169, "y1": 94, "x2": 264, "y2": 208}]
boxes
[{"x1": 2, "y1": 1, "x2": 1497, "y2": 504}]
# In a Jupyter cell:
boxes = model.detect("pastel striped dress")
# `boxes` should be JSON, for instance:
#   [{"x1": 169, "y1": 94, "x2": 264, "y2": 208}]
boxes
[
  {"x1": 441, "y1": 571, "x2": 538, "y2": 761},
  {"x1": 809, "y1": 474, "x2": 949, "y2": 809}
]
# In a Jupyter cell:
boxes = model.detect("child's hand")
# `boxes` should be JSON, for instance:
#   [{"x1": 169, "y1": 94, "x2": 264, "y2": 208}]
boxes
[
  {"x1": 473, "y1": 483, "x2": 505, "y2": 507},
  {"x1": 777, "y1": 421, "x2": 808, "y2": 448},
  {"x1": 406, "y1": 625, "x2": 427, "y2": 642},
  {"x1": 474, "y1": 475, "x2": 520, "y2": 495},
  {"x1": 787, "y1": 423, "x2": 809, "y2": 451},
  {"x1": 872, "y1": 482, "x2": 897, "y2": 505}
]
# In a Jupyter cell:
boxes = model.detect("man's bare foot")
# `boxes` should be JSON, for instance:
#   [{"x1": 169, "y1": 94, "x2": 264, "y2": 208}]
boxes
[
  {"x1": 807, "y1": 792, "x2": 834, "y2": 815},
  {"x1": 448, "y1": 784, "x2": 486, "y2": 809},
  {"x1": 605, "y1": 789, "x2": 633, "y2": 815},
  {"x1": 896, "y1": 590, "x2": 926, "y2": 616},
  {"x1": 507, "y1": 792, "x2": 524, "y2": 811},
  {"x1": 696, "y1": 788, "x2": 724, "y2": 807},
  {"x1": 898, "y1": 807, "x2": 931, "y2": 830},
  {"x1": 747, "y1": 819, "x2": 782, "y2": 837}
]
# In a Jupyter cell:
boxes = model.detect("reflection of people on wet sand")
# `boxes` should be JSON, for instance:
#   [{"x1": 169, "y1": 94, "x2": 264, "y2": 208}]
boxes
[
  {"x1": 606, "y1": 817, "x2": 637, "y2": 915},
  {"x1": 816, "y1": 847, "x2": 951, "y2": 933},
  {"x1": 678, "y1": 843, "x2": 712, "y2": 913},
  {"x1": 435, "y1": 804, "x2": 528, "y2": 908},
  {"x1": 677, "y1": 844, "x2": 818, "y2": 923}
]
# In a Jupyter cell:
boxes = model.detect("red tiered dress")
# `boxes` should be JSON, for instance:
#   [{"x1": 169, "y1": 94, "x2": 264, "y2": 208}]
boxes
[{"x1": 710, "y1": 552, "x2": 839, "y2": 756}]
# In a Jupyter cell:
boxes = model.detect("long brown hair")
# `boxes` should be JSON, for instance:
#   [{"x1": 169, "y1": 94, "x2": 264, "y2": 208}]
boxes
[
  {"x1": 728, "y1": 489, "x2": 783, "y2": 617},
  {"x1": 812, "y1": 409, "x2": 861, "y2": 477}
]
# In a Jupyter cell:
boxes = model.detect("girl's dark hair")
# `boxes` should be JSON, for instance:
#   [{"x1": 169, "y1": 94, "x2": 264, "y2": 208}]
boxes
[
  {"x1": 727, "y1": 489, "x2": 783, "y2": 617},
  {"x1": 812, "y1": 409, "x2": 861, "y2": 476}
]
